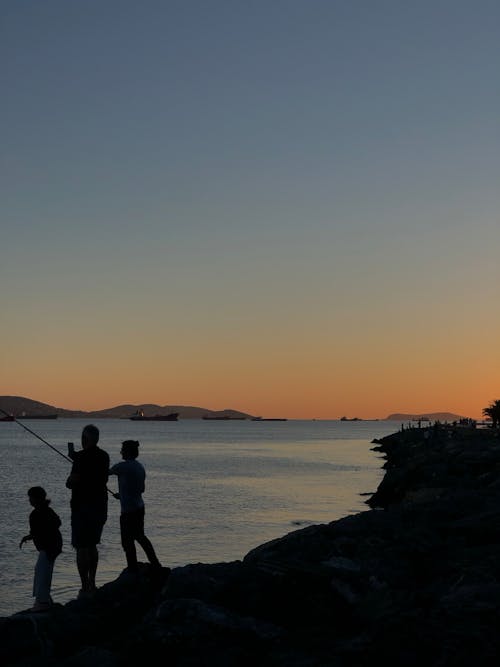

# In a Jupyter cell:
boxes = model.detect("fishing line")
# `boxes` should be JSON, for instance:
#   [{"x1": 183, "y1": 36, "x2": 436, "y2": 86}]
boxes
[
  {"x1": 0, "y1": 407, "x2": 72, "y2": 463},
  {"x1": 0, "y1": 407, "x2": 115, "y2": 496}
]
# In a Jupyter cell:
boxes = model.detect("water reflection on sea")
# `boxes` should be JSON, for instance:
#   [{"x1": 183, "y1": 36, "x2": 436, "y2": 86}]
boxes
[{"x1": 0, "y1": 418, "x2": 397, "y2": 616}]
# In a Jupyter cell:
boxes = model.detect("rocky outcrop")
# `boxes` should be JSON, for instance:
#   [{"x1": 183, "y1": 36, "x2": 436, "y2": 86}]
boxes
[
  {"x1": 385, "y1": 412, "x2": 465, "y2": 422},
  {"x1": 2, "y1": 426, "x2": 500, "y2": 666}
]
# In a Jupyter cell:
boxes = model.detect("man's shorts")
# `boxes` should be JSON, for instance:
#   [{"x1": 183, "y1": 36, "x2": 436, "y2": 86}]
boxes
[{"x1": 71, "y1": 506, "x2": 107, "y2": 548}]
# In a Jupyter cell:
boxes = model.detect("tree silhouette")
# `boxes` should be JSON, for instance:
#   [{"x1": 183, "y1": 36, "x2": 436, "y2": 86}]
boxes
[{"x1": 483, "y1": 400, "x2": 500, "y2": 428}]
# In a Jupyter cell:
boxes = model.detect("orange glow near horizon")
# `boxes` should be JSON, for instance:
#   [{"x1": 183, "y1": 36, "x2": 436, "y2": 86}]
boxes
[
  {"x1": 4, "y1": 299, "x2": 498, "y2": 421},
  {"x1": 3, "y1": 345, "x2": 497, "y2": 420},
  {"x1": 2, "y1": 286, "x2": 498, "y2": 421}
]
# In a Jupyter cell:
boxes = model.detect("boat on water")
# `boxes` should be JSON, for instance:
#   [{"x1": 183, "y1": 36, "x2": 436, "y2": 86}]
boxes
[
  {"x1": 202, "y1": 415, "x2": 247, "y2": 420},
  {"x1": 251, "y1": 417, "x2": 287, "y2": 421},
  {"x1": 129, "y1": 410, "x2": 179, "y2": 421},
  {"x1": 340, "y1": 416, "x2": 362, "y2": 421}
]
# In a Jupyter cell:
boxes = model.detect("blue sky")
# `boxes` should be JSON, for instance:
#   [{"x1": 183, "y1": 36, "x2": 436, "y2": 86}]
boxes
[{"x1": 2, "y1": 1, "x2": 499, "y2": 418}]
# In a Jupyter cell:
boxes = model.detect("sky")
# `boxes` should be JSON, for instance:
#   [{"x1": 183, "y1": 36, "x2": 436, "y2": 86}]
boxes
[{"x1": 1, "y1": 0, "x2": 499, "y2": 419}]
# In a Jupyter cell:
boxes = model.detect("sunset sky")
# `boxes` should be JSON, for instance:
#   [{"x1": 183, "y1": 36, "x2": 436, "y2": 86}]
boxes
[{"x1": 2, "y1": 1, "x2": 499, "y2": 420}]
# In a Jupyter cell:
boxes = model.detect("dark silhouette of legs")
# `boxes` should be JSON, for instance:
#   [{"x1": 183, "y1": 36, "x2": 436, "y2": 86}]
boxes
[
  {"x1": 137, "y1": 534, "x2": 161, "y2": 568},
  {"x1": 76, "y1": 546, "x2": 99, "y2": 592},
  {"x1": 120, "y1": 507, "x2": 161, "y2": 571}
]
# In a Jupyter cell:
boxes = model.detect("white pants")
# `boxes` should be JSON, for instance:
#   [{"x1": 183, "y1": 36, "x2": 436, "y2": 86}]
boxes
[{"x1": 33, "y1": 551, "x2": 55, "y2": 604}]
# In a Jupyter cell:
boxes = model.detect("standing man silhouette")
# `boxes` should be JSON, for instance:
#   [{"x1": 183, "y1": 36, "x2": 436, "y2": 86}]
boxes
[{"x1": 66, "y1": 424, "x2": 109, "y2": 598}]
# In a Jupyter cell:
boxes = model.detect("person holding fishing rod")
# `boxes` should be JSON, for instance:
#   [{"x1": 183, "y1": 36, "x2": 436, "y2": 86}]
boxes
[
  {"x1": 66, "y1": 424, "x2": 110, "y2": 598},
  {"x1": 109, "y1": 439, "x2": 162, "y2": 575}
]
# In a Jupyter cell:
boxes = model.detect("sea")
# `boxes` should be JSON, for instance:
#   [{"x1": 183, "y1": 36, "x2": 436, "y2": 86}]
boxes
[{"x1": 0, "y1": 418, "x2": 398, "y2": 616}]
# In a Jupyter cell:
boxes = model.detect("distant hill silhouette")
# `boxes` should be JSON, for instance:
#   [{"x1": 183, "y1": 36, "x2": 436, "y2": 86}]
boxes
[
  {"x1": 386, "y1": 412, "x2": 466, "y2": 422},
  {"x1": 0, "y1": 396, "x2": 472, "y2": 423},
  {"x1": 0, "y1": 396, "x2": 255, "y2": 420}
]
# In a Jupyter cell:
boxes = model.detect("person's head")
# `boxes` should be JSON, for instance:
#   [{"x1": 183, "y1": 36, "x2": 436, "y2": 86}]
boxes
[
  {"x1": 28, "y1": 486, "x2": 50, "y2": 508},
  {"x1": 82, "y1": 424, "x2": 99, "y2": 449},
  {"x1": 121, "y1": 440, "x2": 139, "y2": 460}
]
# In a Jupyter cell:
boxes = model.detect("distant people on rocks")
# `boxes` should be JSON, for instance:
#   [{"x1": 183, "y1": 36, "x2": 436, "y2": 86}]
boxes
[
  {"x1": 19, "y1": 486, "x2": 63, "y2": 612},
  {"x1": 65, "y1": 424, "x2": 110, "y2": 598},
  {"x1": 109, "y1": 439, "x2": 162, "y2": 573}
]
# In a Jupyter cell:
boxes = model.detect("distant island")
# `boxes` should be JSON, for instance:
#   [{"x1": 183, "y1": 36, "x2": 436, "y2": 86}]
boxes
[
  {"x1": 0, "y1": 396, "x2": 470, "y2": 422},
  {"x1": 0, "y1": 396, "x2": 254, "y2": 420}
]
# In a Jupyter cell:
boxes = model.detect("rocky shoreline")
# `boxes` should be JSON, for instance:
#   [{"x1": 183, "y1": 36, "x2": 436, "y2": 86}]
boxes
[{"x1": 2, "y1": 425, "x2": 500, "y2": 666}]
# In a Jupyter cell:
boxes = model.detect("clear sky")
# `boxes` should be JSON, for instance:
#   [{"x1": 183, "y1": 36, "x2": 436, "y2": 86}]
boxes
[{"x1": 2, "y1": 1, "x2": 499, "y2": 419}]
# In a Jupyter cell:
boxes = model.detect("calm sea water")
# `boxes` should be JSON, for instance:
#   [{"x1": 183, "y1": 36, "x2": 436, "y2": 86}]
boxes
[{"x1": 0, "y1": 418, "x2": 397, "y2": 616}]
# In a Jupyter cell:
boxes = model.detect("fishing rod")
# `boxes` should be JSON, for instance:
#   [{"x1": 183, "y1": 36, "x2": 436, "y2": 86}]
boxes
[
  {"x1": 0, "y1": 407, "x2": 72, "y2": 463},
  {"x1": 0, "y1": 407, "x2": 115, "y2": 496}
]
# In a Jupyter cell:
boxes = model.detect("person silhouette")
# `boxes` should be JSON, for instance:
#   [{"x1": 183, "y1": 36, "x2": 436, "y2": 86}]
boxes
[
  {"x1": 20, "y1": 486, "x2": 62, "y2": 612},
  {"x1": 109, "y1": 439, "x2": 162, "y2": 573},
  {"x1": 65, "y1": 424, "x2": 109, "y2": 598}
]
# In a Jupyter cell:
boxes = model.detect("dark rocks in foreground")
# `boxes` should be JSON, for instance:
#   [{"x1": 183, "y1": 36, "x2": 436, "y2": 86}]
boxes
[{"x1": 2, "y1": 426, "x2": 500, "y2": 666}]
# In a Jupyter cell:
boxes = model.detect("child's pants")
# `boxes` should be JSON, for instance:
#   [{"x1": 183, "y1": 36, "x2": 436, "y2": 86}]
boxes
[{"x1": 33, "y1": 551, "x2": 55, "y2": 604}]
